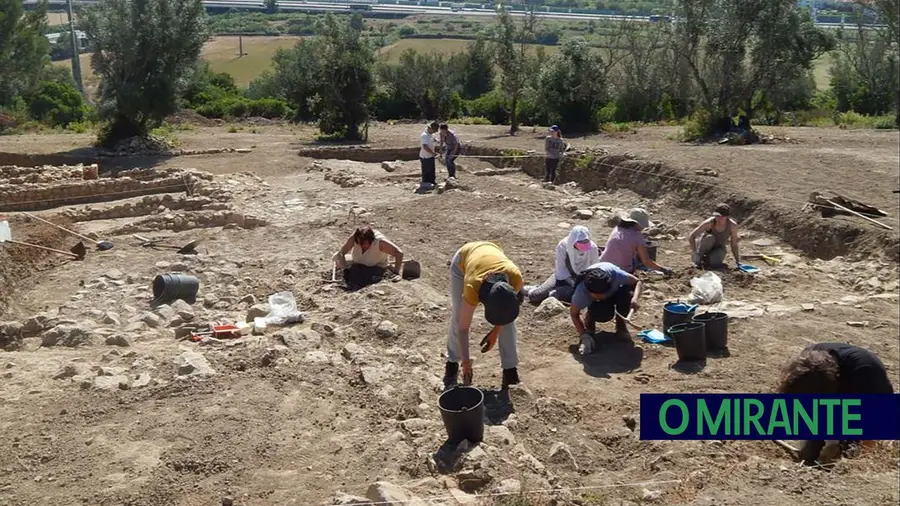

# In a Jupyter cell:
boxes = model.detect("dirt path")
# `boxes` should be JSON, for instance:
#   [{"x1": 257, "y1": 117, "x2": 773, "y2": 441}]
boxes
[{"x1": 1, "y1": 146, "x2": 898, "y2": 505}]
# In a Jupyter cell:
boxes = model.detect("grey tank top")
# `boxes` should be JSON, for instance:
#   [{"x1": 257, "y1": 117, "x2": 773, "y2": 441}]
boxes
[{"x1": 709, "y1": 220, "x2": 731, "y2": 247}]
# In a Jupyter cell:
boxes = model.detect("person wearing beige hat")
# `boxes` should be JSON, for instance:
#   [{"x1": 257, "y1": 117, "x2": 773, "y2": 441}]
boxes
[{"x1": 599, "y1": 208, "x2": 672, "y2": 274}]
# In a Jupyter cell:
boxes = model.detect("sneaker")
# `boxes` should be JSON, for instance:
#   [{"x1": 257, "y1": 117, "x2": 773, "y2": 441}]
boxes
[
  {"x1": 501, "y1": 367, "x2": 520, "y2": 390},
  {"x1": 443, "y1": 362, "x2": 459, "y2": 388}
]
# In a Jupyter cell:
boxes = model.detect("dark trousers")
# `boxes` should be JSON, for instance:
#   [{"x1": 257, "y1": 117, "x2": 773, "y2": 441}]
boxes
[
  {"x1": 343, "y1": 264, "x2": 386, "y2": 291},
  {"x1": 420, "y1": 157, "x2": 436, "y2": 185},
  {"x1": 444, "y1": 152, "x2": 457, "y2": 179},
  {"x1": 544, "y1": 158, "x2": 560, "y2": 183},
  {"x1": 587, "y1": 286, "x2": 633, "y2": 330}
]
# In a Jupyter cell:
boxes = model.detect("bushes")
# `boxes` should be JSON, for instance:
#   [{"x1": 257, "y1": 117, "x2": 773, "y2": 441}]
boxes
[
  {"x1": 26, "y1": 81, "x2": 88, "y2": 127},
  {"x1": 464, "y1": 88, "x2": 507, "y2": 125},
  {"x1": 195, "y1": 97, "x2": 290, "y2": 119}
]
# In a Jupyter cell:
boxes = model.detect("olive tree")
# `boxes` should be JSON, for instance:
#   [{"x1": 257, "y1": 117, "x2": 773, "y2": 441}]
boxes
[{"x1": 81, "y1": 0, "x2": 209, "y2": 147}]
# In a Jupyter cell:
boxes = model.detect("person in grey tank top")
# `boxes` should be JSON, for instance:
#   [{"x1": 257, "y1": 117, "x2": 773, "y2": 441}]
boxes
[
  {"x1": 688, "y1": 203, "x2": 741, "y2": 268},
  {"x1": 544, "y1": 125, "x2": 568, "y2": 183}
]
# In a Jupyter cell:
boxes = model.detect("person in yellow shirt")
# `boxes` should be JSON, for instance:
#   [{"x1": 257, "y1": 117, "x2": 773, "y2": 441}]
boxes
[{"x1": 445, "y1": 241, "x2": 525, "y2": 390}]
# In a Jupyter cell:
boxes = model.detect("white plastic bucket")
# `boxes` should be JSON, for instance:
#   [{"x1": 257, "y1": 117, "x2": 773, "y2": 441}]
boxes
[{"x1": 0, "y1": 217, "x2": 10, "y2": 243}]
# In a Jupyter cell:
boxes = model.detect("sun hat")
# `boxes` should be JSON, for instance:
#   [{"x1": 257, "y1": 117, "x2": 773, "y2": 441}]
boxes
[{"x1": 619, "y1": 208, "x2": 654, "y2": 230}]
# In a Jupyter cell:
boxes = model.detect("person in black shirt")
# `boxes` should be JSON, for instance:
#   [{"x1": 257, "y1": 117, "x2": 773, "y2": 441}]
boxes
[{"x1": 778, "y1": 342, "x2": 895, "y2": 464}]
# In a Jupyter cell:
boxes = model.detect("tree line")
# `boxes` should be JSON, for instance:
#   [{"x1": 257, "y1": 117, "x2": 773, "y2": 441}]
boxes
[{"x1": 1, "y1": 0, "x2": 897, "y2": 146}]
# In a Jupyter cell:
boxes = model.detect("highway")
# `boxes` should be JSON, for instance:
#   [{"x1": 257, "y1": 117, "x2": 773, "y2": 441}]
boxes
[{"x1": 29, "y1": 0, "x2": 859, "y2": 26}]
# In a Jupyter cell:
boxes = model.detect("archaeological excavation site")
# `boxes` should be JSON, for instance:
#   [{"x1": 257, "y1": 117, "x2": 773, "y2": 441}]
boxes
[{"x1": 0, "y1": 123, "x2": 897, "y2": 506}]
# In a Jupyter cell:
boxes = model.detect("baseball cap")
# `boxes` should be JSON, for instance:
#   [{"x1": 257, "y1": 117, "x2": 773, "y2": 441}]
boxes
[
  {"x1": 713, "y1": 203, "x2": 731, "y2": 217},
  {"x1": 620, "y1": 208, "x2": 653, "y2": 229},
  {"x1": 480, "y1": 273, "x2": 520, "y2": 326},
  {"x1": 549, "y1": 125, "x2": 560, "y2": 132}
]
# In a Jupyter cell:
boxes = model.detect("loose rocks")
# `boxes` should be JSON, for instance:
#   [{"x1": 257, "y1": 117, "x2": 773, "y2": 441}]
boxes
[
  {"x1": 175, "y1": 351, "x2": 216, "y2": 377},
  {"x1": 375, "y1": 320, "x2": 399, "y2": 339},
  {"x1": 533, "y1": 297, "x2": 566, "y2": 320},
  {"x1": 365, "y1": 481, "x2": 426, "y2": 506},
  {"x1": 41, "y1": 324, "x2": 94, "y2": 347},
  {"x1": 246, "y1": 304, "x2": 269, "y2": 322}
]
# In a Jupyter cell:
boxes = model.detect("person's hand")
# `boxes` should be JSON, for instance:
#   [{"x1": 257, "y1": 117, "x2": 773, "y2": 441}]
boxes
[
  {"x1": 630, "y1": 299, "x2": 641, "y2": 311},
  {"x1": 661, "y1": 267, "x2": 674, "y2": 277},
  {"x1": 579, "y1": 333, "x2": 595, "y2": 355},
  {"x1": 461, "y1": 359, "x2": 473, "y2": 385},
  {"x1": 390, "y1": 274, "x2": 402, "y2": 282}
]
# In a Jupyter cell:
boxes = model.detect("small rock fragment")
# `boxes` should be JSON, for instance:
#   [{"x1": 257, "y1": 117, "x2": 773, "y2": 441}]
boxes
[
  {"x1": 246, "y1": 304, "x2": 269, "y2": 322},
  {"x1": 375, "y1": 320, "x2": 399, "y2": 339},
  {"x1": 366, "y1": 481, "x2": 426, "y2": 506},
  {"x1": 175, "y1": 351, "x2": 216, "y2": 377},
  {"x1": 574, "y1": 209, "x2": 594, "y2": 220},
  {"x1": 105, "y1": 335, "x2": 132, "y2": 347},
  {"x1": 533, "y1": 297, "x2": 566, "y2": 320}
]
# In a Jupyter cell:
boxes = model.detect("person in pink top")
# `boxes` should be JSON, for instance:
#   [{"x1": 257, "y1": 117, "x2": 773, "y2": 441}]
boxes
[{"x1": 599, "y1": 208, "x2": 672, "y2": 274}]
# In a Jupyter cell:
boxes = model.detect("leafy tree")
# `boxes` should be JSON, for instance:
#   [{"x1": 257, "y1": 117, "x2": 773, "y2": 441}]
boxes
[
  {"x1": 378, "y1": 48, "x2": 456, "y2": 119},
  {"x1": 537, "y1": 38, "x2": 610, "y2": 132},
  {"x1": 493, "y1": 4, "x2": 539, "y2": 134},
  {"x1": 830, "y1": 25, "x2": 899, "y2": 119},
  {"x1": 672, "y1": 0, "x2": 832, "y2": 135},
  {"x1": 271, "y1": 14, "x2": 375, "y2": 139},
  {"x1": 0, "y1": 0, "x2": 51, "y2": 108},
  {"x1": 81, "y1": 0, "x2": 209, "y2": 147},
  {"x1": 457, "y1": 37, "x2": 495, "y2": 100}
]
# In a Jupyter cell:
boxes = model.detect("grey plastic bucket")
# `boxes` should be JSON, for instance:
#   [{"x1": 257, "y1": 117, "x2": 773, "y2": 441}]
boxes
[{"x1": 152, "y1": 273, "x2": 199, "y2": 305}]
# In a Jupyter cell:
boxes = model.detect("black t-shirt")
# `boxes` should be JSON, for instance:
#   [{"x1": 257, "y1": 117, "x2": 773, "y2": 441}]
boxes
[{"x1": 810, "y1": 343, "x2": 895, "y2": 394}]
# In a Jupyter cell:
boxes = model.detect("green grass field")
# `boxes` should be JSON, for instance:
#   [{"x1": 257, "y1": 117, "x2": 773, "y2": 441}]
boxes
[{"x1": 56, "y1": 35, "x2": 835, "y2": 95}]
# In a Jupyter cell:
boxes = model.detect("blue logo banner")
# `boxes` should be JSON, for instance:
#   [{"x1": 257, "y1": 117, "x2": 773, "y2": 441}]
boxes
[{"x1": 639, "y1": 394, "x2": 900, "y2": 440}]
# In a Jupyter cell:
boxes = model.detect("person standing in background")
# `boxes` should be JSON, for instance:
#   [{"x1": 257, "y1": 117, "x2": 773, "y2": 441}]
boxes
[
  {"x1": 419, "y1": 121, "x2": 439, "y2": 191},
  {"x1": 438, "y1": 123, "x2": 461, "y2": 180},
  {"x1": 544, "y1": 125, "x2": 568, "y2": 184}
]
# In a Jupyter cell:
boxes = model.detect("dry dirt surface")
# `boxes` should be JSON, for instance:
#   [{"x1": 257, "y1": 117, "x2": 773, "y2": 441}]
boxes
[{"x1": 0, "y1": 124, "x2": 898, "y2": 506}]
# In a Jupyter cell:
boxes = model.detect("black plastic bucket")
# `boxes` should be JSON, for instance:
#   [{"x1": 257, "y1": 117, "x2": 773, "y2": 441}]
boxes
[
  {"x1": 668, "y1": 322, "x2": 707, "y2": 362},
  {"x1": 663, "y1": 302, "x2": 696, "y2": 338},
  {"x1": 693, "y1": 312, "x2": 728, "y2": 351},
  {"x1": 438, "y1": 386, "x2": 485, "y2": 445},
  {"x1": 152, "y1": 273, "x2": 199, "y2": 305}
]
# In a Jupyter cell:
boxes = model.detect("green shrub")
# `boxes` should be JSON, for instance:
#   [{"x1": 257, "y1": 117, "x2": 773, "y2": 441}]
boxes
[
  {"x1": 680, "y1": 109, "x2": 713, "y2": 142},
  {"x1": 26, "y1": 80, "x2": 88, "y2": 127},
  {"x1": 466, "y1": 88, "x2": 507, "y2": 125},
  {"x1": 595, "y1": 102, "x2": 618, "y2": 124},
  {"x1": 455, "y1": 116, "x2": 491, "y2": 125},
  {"x1": 195, "y1": 97, "x2": 290, "y2": 119}
]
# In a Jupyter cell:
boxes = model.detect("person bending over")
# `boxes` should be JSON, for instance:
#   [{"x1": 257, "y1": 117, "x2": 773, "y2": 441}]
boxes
[
  {"x1": 600, "y1": 208, "x2": 672, "y2": 274},
  {"x1": 332, "y1": 227, "x2": 404, "y2": 290},
  {"x1": 778, "y1": 342, "x2": 895, "y2": 464},
  {"x1": 569, "y1": 263, "x2": 642, "y2": 355},
  {"x1": 445, "y1": 241, "x2": 525, "y2": 390}
]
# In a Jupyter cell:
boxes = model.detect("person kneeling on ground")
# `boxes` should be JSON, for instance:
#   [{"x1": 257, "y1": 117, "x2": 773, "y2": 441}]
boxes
[
  {"x1": 569, "y1": 263, "x2": 642, "y2": 355},
  {"x1": 332, "y1": 226, "x2": 404, "y2": 290},
  {"x1": 600, "y1": 208, "x2": 672, "y2": 275},
  {"x1": 445, "y1": 241, "x2": 525, "y2": 390},
  {"x1": 688, "y1": 203, "x2": 740, "y2": 269},
  {"x1": 778, "y1": 342, "x2": 895, "y2": 464},
  {"x1": 527, "y1": 225, "x2": 599, "y2": 304}
]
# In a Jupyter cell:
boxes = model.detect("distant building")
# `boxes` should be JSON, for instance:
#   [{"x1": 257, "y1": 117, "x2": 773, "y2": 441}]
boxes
[{"x1": 45, "y1": 30, "x2": 88, "y2": 50}]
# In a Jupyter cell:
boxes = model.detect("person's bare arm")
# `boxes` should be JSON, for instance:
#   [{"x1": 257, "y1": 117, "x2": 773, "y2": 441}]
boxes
[
  {"x1": 378, "y1": 239, "x2": 405, "y2": 275},
  {"x1": 729, "y1": 221, "x2": 741, "y2": 264},
  {"x1": 622, "y1": 272, "x2": 642, "y2": 310},
  {"x1": 636, "y1": 244, "x2": 668, "y2": 272},
  {"x1": 688, "y1": 219, "x2": 712, "y2": 251},
  {"x1": 457, "y1": 302, "x2": 476, "y2": 361},
  {"x1": 570, "y1": 304, "x2": 588, "y2": 335},
  {"x1": 332, "y1": 234, "x2": 356, "y2": 268}
]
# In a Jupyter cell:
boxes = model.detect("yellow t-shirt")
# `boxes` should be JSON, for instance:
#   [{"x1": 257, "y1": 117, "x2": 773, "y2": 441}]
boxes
[{"x1": 458, "y1": 241, "x2": 524, "y2": 306}]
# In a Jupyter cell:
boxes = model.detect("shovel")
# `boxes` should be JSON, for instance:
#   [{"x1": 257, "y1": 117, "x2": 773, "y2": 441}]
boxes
[
  {"x1": 133, "y1": 235, "x2": 200, "y2": 254},
  {"x1": 24, "y1": 212, "x2": 114, "y2": 251},
  {"x1": 615, "y1": 309, "x2": 644, "y2": 331},
  {"x1": 3, "y1": 238, "x2": 84, "y2": 260}
]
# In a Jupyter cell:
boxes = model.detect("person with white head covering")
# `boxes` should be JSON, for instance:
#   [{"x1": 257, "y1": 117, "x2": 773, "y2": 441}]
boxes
[
  {"x1": 526, "y1": 225, "x2": 600, "y2": 304},
  {"x1": 600, "y1": 208, "x2": 672, "y2": 275}
]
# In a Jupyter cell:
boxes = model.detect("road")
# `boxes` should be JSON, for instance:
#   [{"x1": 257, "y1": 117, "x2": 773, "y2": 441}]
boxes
[{"x1": 30, "y1": 0, "x2": 860, "y2": 26}]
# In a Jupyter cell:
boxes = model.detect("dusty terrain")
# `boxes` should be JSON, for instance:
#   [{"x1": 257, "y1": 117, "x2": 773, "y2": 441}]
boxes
[{"x1": 0, "y1": 124, "x2": 898, "y2": 506}]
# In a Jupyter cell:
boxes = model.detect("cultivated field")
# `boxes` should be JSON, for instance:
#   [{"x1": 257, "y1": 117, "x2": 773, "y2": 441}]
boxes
[{"x1": 0, "y1": 123, "x2": 897, "y2": 505}]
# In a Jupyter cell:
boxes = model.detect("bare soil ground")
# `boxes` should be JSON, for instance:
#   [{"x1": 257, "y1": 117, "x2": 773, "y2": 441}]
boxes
[{"x1": 0, "y1": 124, "x2": 898, "y2": 506}]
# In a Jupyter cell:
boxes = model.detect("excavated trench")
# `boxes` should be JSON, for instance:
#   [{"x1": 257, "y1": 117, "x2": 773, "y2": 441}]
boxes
[{"x1": 296, "y1": 145, "x2": 899, "y2": 262}]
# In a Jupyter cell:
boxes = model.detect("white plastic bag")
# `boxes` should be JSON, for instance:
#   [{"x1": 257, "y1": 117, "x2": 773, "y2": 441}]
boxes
[
  {"x1": 688, "y1": 272, "x2": 723, "y2": 304},
  {"x1": 261, "y1": 291, "x2": 304, "y2": 326},
  {"x1": 0, "y1": 217, "x2": 10, "y2": 243}
]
